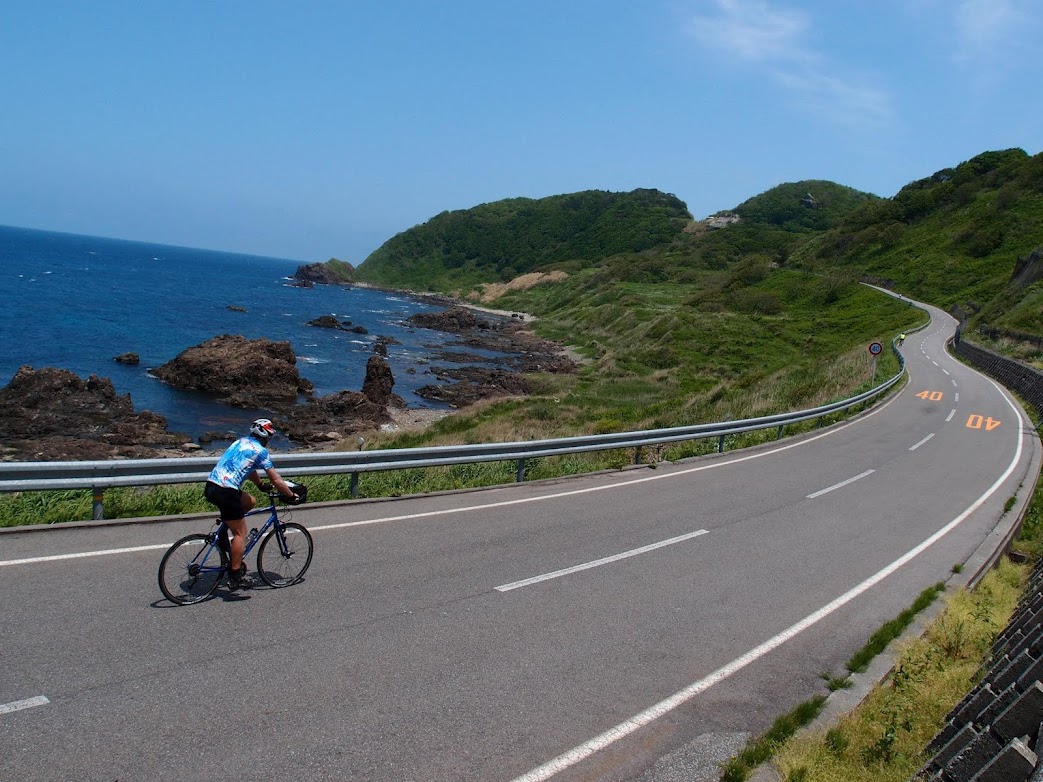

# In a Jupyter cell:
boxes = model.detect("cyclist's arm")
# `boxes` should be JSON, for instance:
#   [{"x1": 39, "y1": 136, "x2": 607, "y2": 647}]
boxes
[{"x1": 263, "y1": 467, "x2": 297, "y2": 500}]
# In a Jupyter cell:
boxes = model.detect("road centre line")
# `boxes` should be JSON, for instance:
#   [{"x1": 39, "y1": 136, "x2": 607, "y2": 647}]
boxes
[
  {"x1": 806, "y1": 470, "x2": 875, "y2": 499},
  {"x1": 0, "y1": 388, "x2": 905, "y2": 569},
  {"x1": 495, "y1": 530, "x2": 708, "y2": 592},
  {"x1": 509, "y1": 384, "x2": 1025, "y2": 782},
  {"x1": 909, "y1": 433, "x2": 935, "y2": 451},
  {"x1": 947, "y1": 410, "x2": 956, "y2": 422},
  {"x1": 0, "y1": 696, "x2": 49, "y2": 715}
]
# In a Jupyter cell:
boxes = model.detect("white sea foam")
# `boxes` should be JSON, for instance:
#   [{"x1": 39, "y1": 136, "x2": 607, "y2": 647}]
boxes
[{"x1": 298, "y1": 356, "x2": 329, "y2": 364}]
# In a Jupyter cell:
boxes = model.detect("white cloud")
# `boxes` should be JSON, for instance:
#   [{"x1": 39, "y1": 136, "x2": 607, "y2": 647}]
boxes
[
  {"x1": 687, "y1": 0, "x2": 813, "y2": 64},
  {"x1": 951, "y1": 0, "x2": 1031, "y2": 65},
  {"x1": 685, "y1": 0, "x2": 893, "y2": 128}
]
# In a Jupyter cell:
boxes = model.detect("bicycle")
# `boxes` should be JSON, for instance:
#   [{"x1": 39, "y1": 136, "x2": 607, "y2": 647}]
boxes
[{"x1": 158, "y1": 483, "x2": 313, "y2": 605}]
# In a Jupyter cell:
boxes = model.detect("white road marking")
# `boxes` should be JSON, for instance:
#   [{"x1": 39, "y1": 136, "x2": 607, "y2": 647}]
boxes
[
  {"x1": 0, "y1": 389, "x2": 907, "y2": 569},
  {"x1": 509, "y1": 390, "x2": 1025, "y2": 782},
  {"x1": 495, "y1": 530, "x2": 709, "y2": 592},
  {"x1": 0, "y1": 696, "x2": 49, "y2": 715},
  {"x1": 942, "y1": 369, "x2": 950, "y2": 376},
  {"x1": 946, "y1": 410, "x2": 956, "y2": 422},
  {"x1": 955, "y1": 393, "x2": 959, "y2": 402},
  {"x1": 909, "y1": 434, "x2": 935, "y2": 451},
  {"x1": 806, "y1": 470, "x2": 875, "y2": 499},
  {"x1": 0, "y1": 543, "x2": 169, "y2": 568}
]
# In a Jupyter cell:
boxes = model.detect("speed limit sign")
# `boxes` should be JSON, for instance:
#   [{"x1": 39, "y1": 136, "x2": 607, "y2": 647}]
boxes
[{"x1": 869, "y1": 342, "x2": 883, "y2": 355}]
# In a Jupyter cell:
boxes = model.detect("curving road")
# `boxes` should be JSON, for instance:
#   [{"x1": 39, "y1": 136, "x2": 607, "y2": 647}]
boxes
[{"x1": 1, "y1": 300, "x2": 1040, "y2": 782}]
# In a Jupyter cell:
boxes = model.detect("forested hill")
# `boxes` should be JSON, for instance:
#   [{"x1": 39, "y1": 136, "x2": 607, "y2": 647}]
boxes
[
  {"x1": 799, "y1": 148, "x2": 1043, "y2": 332},
  {"x1": 354, "y1": 188, "x2": 692, "y2": 292}
]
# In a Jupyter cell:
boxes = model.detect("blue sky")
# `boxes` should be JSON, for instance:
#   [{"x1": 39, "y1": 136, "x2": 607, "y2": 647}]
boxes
[{"x1": 2, "y1": 0, "x2": 1041, "y2": 263}]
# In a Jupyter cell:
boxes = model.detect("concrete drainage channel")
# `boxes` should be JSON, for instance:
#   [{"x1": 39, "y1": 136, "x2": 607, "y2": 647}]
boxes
[{"x1": 912, "y1": 555, "x2": 1043, "y2": 781}]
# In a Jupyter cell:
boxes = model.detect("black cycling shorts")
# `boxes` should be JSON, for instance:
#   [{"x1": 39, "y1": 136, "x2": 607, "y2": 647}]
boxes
[{"x1": 204, "y1": 481, "x2": 245, "y2": 521}]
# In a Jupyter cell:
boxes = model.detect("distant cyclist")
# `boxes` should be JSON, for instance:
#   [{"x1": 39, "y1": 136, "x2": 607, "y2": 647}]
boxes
[
  {"x1": 204, "y1": 419, "x2": 299, "y2": 589},
  {"x1": 898, "y1": 333, "x2": 906, "y2": 346}
]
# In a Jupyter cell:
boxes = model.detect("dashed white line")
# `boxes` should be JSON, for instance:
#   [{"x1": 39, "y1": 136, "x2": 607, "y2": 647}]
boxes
[
  {"x1": 946, "y1": 410, "x2": 956, "y2": 422},
  {"x1": 909, "y1": 433, "x2": 935, "y2": 451},
  {"x1": 806, "y1": 470, "x2": 875, "y2": 499},
  {"x1": 495, "y1": 530, "x2": 709, "y2": 592},
  {"x1": 0, "y1": 696, "x2": 49, "y2": 715},
  {"x1": 0, "y1": 544, "x2": 169, "y2": 568}
]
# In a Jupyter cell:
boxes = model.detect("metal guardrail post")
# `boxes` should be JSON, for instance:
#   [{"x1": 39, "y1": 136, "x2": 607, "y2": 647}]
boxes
[
  {"x1": 92, "y1": 487, "x2": 105, "y2": 520},
  {"x1": 350, "y1": 472, "x2": 359, "y2": 498},
  {"x1": 777, "y1": 424, "x2": 784, "y2": 440},
  {"x1": 634, "y1": 447, "x2": 643, "y2": 465},
  {"x1": 718, "y1": 435, "x2": 725, "y2": 453},
  {"x1": 516, "y1": 459, "x2": 526, "y2": 482}
]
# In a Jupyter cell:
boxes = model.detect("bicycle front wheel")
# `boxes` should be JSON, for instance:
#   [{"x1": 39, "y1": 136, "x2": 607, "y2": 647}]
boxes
[
  {"x1": 257, "y1": 522, "x2": 313, "y2": 587},
  {"x1": 158, "y1": 533, "x2": 227, "y2": 605}
]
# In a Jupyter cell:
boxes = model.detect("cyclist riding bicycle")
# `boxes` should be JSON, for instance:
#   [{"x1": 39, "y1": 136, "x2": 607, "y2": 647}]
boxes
[{"x1": 204, "y1": 419, "x2": 299, "y2": 589}]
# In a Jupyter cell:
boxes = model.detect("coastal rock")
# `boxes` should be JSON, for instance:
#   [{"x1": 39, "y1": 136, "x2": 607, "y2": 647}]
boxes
[
  {"x1": 407, "y1": 306, "x2": 494, "y2": 332},
  {"x1": 114, "y1": 352, "x2": 140, "y2": 365},
  {"x1": 0, "y1": 365, "x2": 189, "y2": 460},
  {"x1": 307, "y1": 315, "x2": 351, "y2": 330},
  {"x1": 151, "y1": 334, "x2": 314, "y2": 410},
  {"x1": 416, "y1": 367, "x2": 532, "y2": 406},
  {"x1": 373, "y1": 336, "x2": 401, "y2": 357},
  {"x1": 361, "y1": 354, "x2": 395, "y2": 406},
  {"x1": 279, "y1": 354, "x2": 396, "y2": 444},
  {"x1": 294, "y1": 258, "x2": 355, "y2": 285},
  {"x1": 407, "y1": 304, "x2": 577, "y2": 407}
]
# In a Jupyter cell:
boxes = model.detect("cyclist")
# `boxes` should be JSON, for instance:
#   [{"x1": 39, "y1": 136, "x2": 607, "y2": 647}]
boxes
[
  {"x1": 898, "y1": 333, "x2": 906, "y2": 346},
  {"x1": 204, "y1": 419, "x2": 299, "y2": 589}
]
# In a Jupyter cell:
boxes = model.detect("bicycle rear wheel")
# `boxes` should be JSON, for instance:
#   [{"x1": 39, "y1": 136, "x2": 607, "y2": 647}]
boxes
[
  {"x1": 158, "y1": 533, "x2": 227, "y2": 605},
  {"x1": 257, "y1": 522, "x2": 313, "y2": 587}
]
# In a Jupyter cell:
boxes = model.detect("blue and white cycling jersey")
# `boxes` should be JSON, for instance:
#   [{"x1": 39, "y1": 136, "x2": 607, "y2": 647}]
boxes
[{"x1": 207, "y1": 437, "x2": 274, "y2": 489}]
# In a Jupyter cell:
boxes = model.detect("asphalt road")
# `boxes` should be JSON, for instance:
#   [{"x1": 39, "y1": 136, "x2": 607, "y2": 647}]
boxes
[{"x1": 1, "y1": 300, "x2": 1039, "y2": 782}]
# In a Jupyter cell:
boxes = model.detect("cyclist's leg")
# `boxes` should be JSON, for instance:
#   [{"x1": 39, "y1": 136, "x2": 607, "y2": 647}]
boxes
[{"x1": 227, "y1": 516, "x2": 248, "y2": 573}]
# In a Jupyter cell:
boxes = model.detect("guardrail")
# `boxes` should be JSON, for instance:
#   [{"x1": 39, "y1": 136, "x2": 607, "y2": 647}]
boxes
[{"x1": 0, "y1": 342, "x2": 907, "y2": 520}]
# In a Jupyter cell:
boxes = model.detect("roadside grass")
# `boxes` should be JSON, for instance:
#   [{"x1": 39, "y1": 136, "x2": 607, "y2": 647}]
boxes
[
  {"x1": 722, "y1": 470, "x2": 1043, "y2": 782},
  {"x1": 770, "y1": 560, "x2": 1024, "y2": 782}
]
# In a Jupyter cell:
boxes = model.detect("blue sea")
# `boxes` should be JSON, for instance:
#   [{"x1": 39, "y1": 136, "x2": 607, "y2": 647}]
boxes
[{"x1": 0, "y1": 225, "x2": 493, "y2": 443}]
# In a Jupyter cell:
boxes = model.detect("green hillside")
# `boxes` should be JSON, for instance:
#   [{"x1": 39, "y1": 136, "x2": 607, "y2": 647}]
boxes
[
  {"x1": 344, "y1": 148, "x2": 1043, "y2": 450},
  {"x1": 354, "y1": 188, "x2": 692, "y2": 292},
  {"x1": 800, "y1": 149, "x2": 1043, "y2": 332}
]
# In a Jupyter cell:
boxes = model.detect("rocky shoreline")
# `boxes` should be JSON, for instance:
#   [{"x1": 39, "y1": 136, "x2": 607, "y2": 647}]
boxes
[{"x1": 0, "y1": 298, "x2": 576, "y2": 462}]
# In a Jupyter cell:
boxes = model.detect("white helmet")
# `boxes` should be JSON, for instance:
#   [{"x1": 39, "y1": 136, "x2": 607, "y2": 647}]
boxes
[{"x1": 250, "y1": 418, "x2": 276, "y2": 442}]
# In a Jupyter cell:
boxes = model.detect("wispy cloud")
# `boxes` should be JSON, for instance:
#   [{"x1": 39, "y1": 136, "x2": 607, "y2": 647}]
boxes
[
  {"x1": 950, "y1": 0, "x2": 1032, "y2": 67},
  {"x1": 685, "y1": 0, "x2": 893, "y2": 128}
]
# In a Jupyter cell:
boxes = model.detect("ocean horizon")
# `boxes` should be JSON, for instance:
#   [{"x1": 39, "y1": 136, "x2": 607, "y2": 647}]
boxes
[{"x1": 0, "y1": 224, "x2": 496, "y2": 443}]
